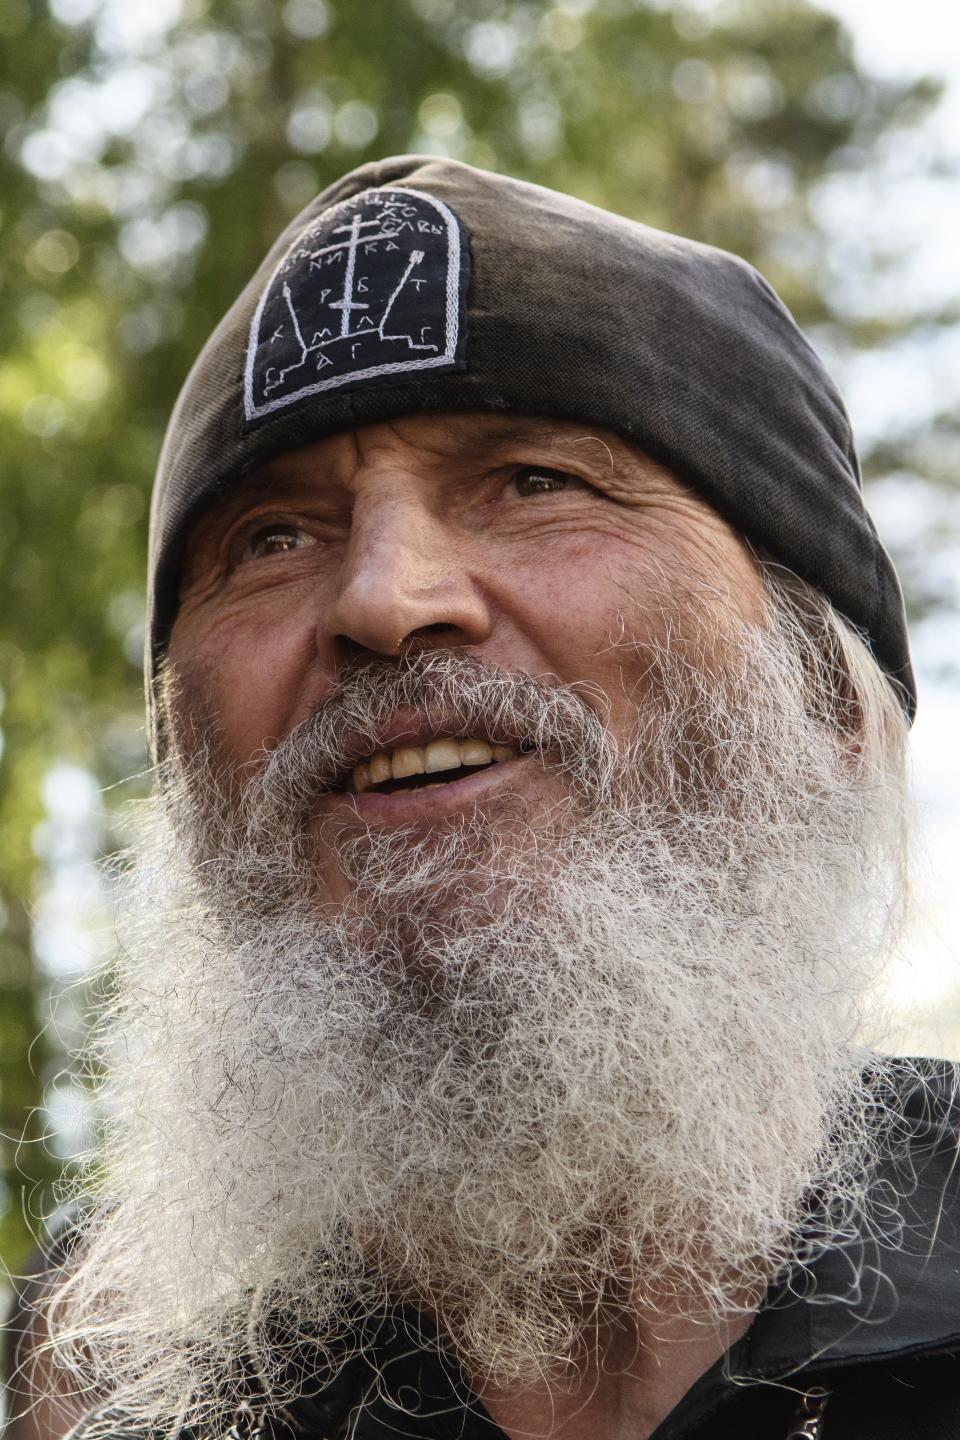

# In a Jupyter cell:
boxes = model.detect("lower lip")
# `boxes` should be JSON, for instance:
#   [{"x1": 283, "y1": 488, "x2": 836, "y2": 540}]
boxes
[{"x1": 317, "y1": 755, "x2": 533, "y2": 824}]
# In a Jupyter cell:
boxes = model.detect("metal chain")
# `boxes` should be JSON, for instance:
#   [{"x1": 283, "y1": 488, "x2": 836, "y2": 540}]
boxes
[{"x1": 785, "y1": 1385, "x2": 831, "y2": 1439}]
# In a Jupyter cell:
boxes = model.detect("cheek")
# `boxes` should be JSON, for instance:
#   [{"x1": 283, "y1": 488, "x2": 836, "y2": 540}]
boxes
[
  {"x1": 168, "y1": 603, "x2": 320, "y2": 764},
  {"x1": 492, "y1": 540, "x2": 663, "y2": 699},
  {"x1": 496, "y1": 528, "x2": 754, "y2": 734}
]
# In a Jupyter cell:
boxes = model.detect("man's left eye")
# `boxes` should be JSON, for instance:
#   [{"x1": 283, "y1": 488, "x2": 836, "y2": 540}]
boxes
[
  {"x1": 512, "y1": 466, "x2": 581, "y2": 496},
  {"x1": 245, "y1": 524, "x2": 314, "y2": 560}
]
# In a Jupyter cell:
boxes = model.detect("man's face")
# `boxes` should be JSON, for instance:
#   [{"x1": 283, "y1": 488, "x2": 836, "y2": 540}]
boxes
[
  {"x1": 169, "y1": 411, "x2": 762, "y2": 903},
  {"x1": 64, "y1": 412, "x2": 906, "y2": 1421}
]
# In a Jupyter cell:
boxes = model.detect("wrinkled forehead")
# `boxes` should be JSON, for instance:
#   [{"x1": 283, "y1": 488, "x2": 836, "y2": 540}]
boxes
[
  {"x1": 230, "y1": 411, "x2": 640, "y2": 478},
  {"x1": 190, "y1": 411, "x2": 676, "y2": 508}
]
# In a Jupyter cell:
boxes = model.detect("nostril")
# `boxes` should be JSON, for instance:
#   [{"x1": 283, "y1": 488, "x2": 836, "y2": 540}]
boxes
[{"x1": 398, "y1": 623, "x2": 464, "y2": 654}]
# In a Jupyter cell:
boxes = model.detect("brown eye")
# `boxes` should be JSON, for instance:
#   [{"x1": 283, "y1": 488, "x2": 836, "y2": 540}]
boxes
[
  {"x1": 246, "y1": 524, "x2": 314, "y2": 560},
  {"x1": 513, "y1": 467, "x2": 575, "y2": 497}
]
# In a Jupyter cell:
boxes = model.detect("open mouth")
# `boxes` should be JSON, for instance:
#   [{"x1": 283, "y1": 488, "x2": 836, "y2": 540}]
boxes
[{"x1": 351, "y1": 736, "x2": 521, "y2": 795}]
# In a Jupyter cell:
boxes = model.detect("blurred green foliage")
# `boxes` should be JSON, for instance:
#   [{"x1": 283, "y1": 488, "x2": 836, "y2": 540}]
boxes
[{"x1": 0, "y1": 0, "x2": 952, "y2": 1276}]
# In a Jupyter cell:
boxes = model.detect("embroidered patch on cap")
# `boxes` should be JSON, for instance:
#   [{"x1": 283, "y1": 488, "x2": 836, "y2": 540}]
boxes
[{"x1": 244, "y1": 186, "x2": 468, "y2": 424}]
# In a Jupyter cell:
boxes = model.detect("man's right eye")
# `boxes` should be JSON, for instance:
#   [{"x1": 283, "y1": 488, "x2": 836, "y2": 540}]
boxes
[{"x1": 243, "y1": 524, "x2": 315, "y2": 560}]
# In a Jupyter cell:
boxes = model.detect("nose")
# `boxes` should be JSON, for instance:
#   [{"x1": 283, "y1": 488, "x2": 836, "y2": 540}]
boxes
[{"x1": 321, "y1": 491, "x2": 493, "y2": 660}]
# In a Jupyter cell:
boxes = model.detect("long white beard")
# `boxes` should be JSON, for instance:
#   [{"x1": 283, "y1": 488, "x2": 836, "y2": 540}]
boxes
[{"x1": 51, "y1": 590, "x2": 910, "y2": 1425}]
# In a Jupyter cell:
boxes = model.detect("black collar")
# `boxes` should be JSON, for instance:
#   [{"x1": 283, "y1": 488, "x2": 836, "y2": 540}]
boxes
[
  {"x1": 286, "y1": 1060, "x2": 960, "y2": 1440},
  {"x1": 746, "y1": 1057, "x2": 960, "y2": 1379}
]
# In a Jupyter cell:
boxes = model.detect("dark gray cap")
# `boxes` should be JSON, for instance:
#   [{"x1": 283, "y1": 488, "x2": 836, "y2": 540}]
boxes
[{"x1": 147, "y1": 153, "x2": 915, "y2": 749}]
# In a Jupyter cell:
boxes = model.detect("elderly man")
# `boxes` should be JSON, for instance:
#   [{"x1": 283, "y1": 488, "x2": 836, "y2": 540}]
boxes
[{"x1": 47, "y1": 158, "x2": 960, "y2": 1440}]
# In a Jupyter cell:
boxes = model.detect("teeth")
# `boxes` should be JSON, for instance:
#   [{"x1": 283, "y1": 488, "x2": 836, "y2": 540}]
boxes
[
  {"x1": 391, "y1": 746, "x2": 425, "y2": 780},
  {"x1": 352, "y1": 736, "x2": 519, "y2": 793},
  {"x1": 461, "y1": 739, "x2": 493, "y2": 766},
  {"x1": 368, "y1": 751, "x2": 391, "y2": 785},
  {"x1": 425, "y1": 738, "x2": 462, "y2": 772}
]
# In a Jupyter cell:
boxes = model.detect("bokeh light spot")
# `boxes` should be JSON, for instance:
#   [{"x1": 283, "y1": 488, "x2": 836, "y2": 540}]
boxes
[
  {"x1": 28, "y1": 229, "x2": 81, "y2": 278},
  {"x1": 334, "y1": 100, "x2": 378, "y2": 150},
  {"x1": 418, "y1": 93, "x2": 464, "y2": 139},
  {"x1": 283, "y1": 0, "x2": 331, "y2": 41}
]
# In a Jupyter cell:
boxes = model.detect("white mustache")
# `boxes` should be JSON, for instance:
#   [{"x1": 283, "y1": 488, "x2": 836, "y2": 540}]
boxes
[{"x1": 252, "y1": 652, "x2": 618, "y2": 807}]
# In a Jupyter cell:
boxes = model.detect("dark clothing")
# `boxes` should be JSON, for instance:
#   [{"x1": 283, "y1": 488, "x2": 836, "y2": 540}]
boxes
[{"x1": 68, "y1": 1061, "x2": 960, "y2": 1440}]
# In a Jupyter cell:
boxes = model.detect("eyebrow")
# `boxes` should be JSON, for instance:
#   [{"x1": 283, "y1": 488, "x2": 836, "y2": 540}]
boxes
[{"x1": 204, "y1": 417, "x2": 617, "y2": 523}]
